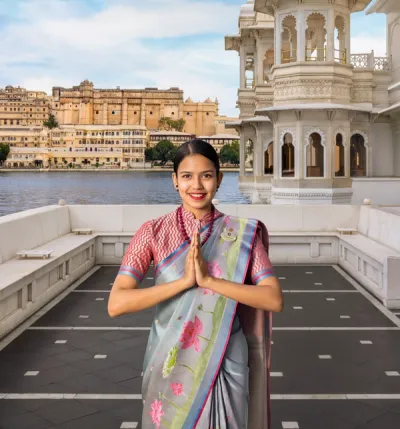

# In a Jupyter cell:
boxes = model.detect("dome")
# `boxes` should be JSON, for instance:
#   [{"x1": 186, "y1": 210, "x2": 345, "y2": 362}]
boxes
[
  {"x1": 40, "y1": 129, "x2": 48, "y2": 137},
  {"x1": 204, "y1": 97, "x2": 214, "y2": 103},
  {"x1": 185, "y1": 97, "x2": 194, "y2": 103},
  {"x1": 240, "y1": 0, "x2": 255, "y2": 17}
]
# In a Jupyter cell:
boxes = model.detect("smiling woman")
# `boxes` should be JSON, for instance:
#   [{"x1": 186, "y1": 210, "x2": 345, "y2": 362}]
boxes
[{"x1": 108, "y1": 139, "x2": 283, "y2": 429}]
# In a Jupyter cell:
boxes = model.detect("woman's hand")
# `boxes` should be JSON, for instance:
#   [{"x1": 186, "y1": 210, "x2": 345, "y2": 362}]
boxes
[
  {"x1": 193, "y1": 230, "x2": 211, "y2": 288},
  {"x1": 183, "y1": 236, "x2": 196, "y2": 289}
]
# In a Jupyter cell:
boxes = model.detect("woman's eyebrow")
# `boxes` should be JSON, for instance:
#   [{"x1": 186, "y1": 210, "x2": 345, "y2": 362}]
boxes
[{"x1": 180, "y1": 170, "x2": 214, "y2": 174}]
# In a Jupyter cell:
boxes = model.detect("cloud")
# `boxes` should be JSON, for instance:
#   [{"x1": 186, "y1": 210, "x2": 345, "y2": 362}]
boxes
[{"x1": 0, "y1": 0, "x2": 387, "y2": 118}]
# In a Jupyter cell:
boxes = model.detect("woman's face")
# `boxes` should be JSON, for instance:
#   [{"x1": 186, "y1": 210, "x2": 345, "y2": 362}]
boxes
[{"x1": 173, "y1": 154, "x2": 222, "y2": 214}]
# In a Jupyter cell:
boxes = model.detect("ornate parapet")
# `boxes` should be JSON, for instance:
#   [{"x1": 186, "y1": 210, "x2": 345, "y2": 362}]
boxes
[{"x1": 350, "y1": 52, "x2": 392, "y2": 72}]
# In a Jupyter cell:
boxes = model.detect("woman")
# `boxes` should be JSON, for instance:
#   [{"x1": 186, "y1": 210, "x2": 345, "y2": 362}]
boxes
[{"x1": 108, "y1": 139, "x2": 283, "y2": 429}]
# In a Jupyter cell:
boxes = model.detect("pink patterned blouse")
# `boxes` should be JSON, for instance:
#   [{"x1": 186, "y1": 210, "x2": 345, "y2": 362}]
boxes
[{"x1": 118, "y1": 206, "x2": 274, "y2": 284}]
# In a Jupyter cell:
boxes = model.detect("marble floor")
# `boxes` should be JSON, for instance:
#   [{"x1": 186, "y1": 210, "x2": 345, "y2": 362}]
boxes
[{"x1": 1, "y1": 265, "x2": 400, "y2": 429}]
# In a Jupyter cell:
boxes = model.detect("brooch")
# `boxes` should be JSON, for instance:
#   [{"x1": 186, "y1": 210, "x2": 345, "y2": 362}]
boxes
[{"x1": 221, "y1": 227, "x2": 237, "y2": 242}]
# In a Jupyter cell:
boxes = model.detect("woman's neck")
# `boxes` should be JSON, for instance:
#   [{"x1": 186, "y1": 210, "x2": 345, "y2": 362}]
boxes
[{"x1": 182, "y1": 202, "x2": 212, "y2": 220}]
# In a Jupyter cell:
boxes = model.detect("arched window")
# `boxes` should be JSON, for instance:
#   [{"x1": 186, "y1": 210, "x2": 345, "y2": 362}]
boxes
[
  {"x1": 264, "y1": 142, "x2": 273, "y2": 175},
  {"x1": 281, "y1": 15, "x2": 297, "y2": 64},
  {"x1": 281, "y1": 133, "x2": 295, "y2": 177},
  {"x1": 245, "y1": 55, "x2": 254, "y2": 89},
  {"x1": 334, "y1": 16, "x2": 346, "y2": 64},
  {"x1": 350, "y1": 134, "x2": 366, "y2": 177},
  {"x1": 306, "y1": 132, "x2": 324, "y2": 177},
  {"x1": 335, "y1": 133, "x2": 345, "y2": 177},
  {"x1": 306, "y1": 13, "x2": 327, "y2": 61}
]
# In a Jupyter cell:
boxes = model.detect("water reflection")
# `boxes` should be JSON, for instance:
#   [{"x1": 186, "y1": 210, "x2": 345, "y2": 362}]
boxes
[{"x1": 0, "y1": 171, "x2": 250, "y2": 216}]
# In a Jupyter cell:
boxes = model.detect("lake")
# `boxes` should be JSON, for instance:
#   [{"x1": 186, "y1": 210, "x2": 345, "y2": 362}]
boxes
[{"x1": 0, "y1": 171, "x2": 249, "y2": 217}]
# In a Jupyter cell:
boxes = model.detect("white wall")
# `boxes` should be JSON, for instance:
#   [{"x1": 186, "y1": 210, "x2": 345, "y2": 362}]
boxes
[
  {"x1": 371, "y1": 122, "x2": 394, "y2": 176},
  {"x1": 352, "y1": 178, "x2": 400, "y2": 204}
]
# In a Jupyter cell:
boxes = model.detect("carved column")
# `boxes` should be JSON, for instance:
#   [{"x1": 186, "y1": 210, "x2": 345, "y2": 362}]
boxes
[
  {"x1": 326, "y1": 10, "x2": 335, "y2": 62},
  {"x1": 240, "y1": 130, "x2": 246, "y2": 176},
  {"x1": 240, "y1": 45, "x2": 246, "y2": 89},
  {"x1": 297, "y1": 10, "x2": 306, "y2": 62}
]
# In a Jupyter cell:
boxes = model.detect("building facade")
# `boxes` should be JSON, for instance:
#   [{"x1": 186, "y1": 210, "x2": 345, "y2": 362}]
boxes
[
  {"x1": 51, "y1": 81, "x2": 220, "y2": 137},
  {"x1": 226, "y1": 0, "x2": 399, "y2": 204},
  {"x1": 0, "y1": 86, "x2": 50, "y2": 127},
  {"x1": 3, "y1": 125, "x2": 147, "y2": 168}
]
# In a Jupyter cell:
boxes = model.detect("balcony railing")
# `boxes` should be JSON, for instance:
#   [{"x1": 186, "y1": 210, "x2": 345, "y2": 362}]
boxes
[
  {"x1": 306, "y1": 47, "x2": 327, "y2": 62},
  {"x1": 350, "y1": 51, "x2": 391, "y2": 71},
  {"x1": 334, "y1": 48, "x2": 347, "y2": 64},
  {"x1": 281, "y1": 49, "x2": 297, "y2": 64}
]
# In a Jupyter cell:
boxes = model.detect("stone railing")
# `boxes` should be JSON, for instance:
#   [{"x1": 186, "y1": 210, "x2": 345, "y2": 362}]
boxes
[{"x1": 350, "y1": 51, "x2": 391, "y2": 71}]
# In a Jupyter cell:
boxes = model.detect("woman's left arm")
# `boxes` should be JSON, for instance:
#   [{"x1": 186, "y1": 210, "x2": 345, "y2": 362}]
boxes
[
  {"x1": 202, "y1": 276, "x2": 283, "y2": 313},
  {"x1": 193, "y1": 232, "x2": 284, "y2": 313}
]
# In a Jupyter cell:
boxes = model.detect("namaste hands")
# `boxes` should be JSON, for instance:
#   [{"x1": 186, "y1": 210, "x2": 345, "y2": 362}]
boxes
[{"x1": 183, "y1": 229, "x2": 210, "y2": 289}]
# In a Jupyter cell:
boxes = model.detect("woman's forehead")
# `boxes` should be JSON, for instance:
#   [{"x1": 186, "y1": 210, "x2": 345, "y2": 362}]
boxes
[{"x1": 178, "y1": 154, "x2": 216, "y2": 171}]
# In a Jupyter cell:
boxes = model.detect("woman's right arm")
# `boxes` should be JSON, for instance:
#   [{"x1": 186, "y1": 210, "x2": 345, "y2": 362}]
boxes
[
  {"x1": 108, "y1": 235, "x2": 196, "y2": 317},
  {"x1": 108, "y1": 275, "x2": 188, "y2": 317}
]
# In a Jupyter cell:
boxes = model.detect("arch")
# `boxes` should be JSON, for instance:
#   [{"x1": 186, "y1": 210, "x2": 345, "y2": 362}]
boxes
[
  {"x1": 334, "y1": 15, "x2": 347, "y2": 64},
  {"x1": 264, "y1": 141, "x2": 274, "y2": 175},
  {"x1": 334, "y1": 133, "x2": 345, "y2": 177},
  {"x1": 304, "y1": 128, "x2": 326, "y2": 178},
  {"x1": 350, "y1": 131, "x2": 368, "y2": 177},
  {"x1": 281, "y1": 14, "x2": 297, "y2": 64},
  {"x1": 306, "y1": 12, "x2": 327, "y2": 61},
  {"x1": 280, "y1": 131, "x2": 295, "y2": 177},
  {"x1": 245, "y1": 55, "x2": 255, "y2": 89}
]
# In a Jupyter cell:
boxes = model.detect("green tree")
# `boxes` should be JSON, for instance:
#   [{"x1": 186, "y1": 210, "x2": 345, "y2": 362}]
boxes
[
  {"x1": 220, "y1": 142, "x2": 239, "y2": 166},
  {"x1": 153, "y1": 140, "x2": 175, "y2": 165},
  {"x1": 166, "y1": 146, "x2": 179, "y2": 163},
  {"x1": 145, "y1": 147, "x2": 156, "y2": 162},
  {"x1": 43, "y1": 113, "x2": 59, "y2": 129},
  {"x1": 245, "y1": 139, "x2": 254, "y2": 168},
  {"x1": 0, "y1": 143, "x2": 10, "y2": 166},
  {"x1": 159, "y1": 116, "x2": 185, "y2": 132}
]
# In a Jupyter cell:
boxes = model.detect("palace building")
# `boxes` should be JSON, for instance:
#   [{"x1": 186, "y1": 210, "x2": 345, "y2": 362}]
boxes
[
  {"x1": 0, "y1": 86, "x2": 50, "y2": 127},
  {"x1": 51, "y1": 82, "x2": 221, "y2": 137},
  {"x1": 225, "y1": 0, "x2": 400, "y2": 204}
]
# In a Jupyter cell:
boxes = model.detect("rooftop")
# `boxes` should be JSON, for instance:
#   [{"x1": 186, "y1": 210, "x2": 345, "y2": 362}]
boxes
[{"x1": 1, "y1": 203, "x2": 400, "y2": 428}]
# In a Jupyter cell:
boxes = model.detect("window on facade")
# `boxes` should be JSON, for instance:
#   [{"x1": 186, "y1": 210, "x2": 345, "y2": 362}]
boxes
[
  {"x1": 282, "y1": 133, "x2": 295, "y2": 177},
  {"x1": 306, "y1": 133, "x2": 324, "y2": 177},
  {"x1": 112, "y1": 111, "x2": 115, "y2": 115}
]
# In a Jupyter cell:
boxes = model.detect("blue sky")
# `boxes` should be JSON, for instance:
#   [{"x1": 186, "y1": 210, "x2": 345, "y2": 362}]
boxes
[{"x1": 0, "y1": 0, "x2": 387, "y2": 117}]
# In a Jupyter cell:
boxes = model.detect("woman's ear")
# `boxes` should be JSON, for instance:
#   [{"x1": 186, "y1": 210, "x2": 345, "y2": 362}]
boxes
[
  {"x1": 172, "y1": 172, "x2": 178, "y2": 188},
  {"x1": 217, "y1": 172, "x2": 224, "y2": 188}
]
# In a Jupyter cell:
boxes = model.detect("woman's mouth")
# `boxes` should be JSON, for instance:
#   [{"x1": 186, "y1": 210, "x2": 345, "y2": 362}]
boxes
[{"x1": 189, "y1": 193, "x2": 207, "y2": 201}]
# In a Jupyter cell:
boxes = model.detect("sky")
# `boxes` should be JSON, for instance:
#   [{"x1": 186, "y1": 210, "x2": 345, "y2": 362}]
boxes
[{"x1": 0, "y1": 0, "x2": 387, "y2": 117}]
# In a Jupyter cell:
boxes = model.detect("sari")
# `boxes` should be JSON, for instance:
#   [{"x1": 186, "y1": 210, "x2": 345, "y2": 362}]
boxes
[{"x1": 127, "y1": 213, "x2": 273, "y2": 429}]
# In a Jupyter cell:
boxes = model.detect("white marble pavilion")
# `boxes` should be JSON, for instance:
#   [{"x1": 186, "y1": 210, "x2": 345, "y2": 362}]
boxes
[{"x1": 225, "y1": 0, "x2": 400, "y2": 205}]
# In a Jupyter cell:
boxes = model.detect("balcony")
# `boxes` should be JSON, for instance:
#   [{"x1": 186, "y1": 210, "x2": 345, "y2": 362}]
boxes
[
  {"x1": 351, "y1": 51, "x2": 391, "y2": 71},
  {"x1": 0, "y1": 204, "x2": 400, "y2": 428}
]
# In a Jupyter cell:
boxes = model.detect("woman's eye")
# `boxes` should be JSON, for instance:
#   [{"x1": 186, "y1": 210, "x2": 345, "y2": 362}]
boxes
[
  {"x1": 182, "y1": 175, "x2": 190, "y2": 179},
  {"x1": 203, "y1": 174, "x2": 212, "y2": 179}
]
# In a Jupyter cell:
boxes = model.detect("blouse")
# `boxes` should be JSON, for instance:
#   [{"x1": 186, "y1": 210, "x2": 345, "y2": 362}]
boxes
[{"x1": 118, "y1": 206, "x2": 274, "y2": 285}]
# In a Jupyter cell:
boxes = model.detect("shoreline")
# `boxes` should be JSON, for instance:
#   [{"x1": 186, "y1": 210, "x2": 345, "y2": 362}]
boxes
[{"x1": 0, "y1": 167, "x2": 241, "y2": 173}]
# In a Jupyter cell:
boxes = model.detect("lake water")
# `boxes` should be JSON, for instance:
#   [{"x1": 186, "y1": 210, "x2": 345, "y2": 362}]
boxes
[{"x1": 0, "y1": 171, "x2": 250, "y2": 217}]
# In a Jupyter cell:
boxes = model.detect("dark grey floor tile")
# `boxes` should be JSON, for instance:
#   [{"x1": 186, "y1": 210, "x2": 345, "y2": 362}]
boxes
[
  {"x1": 0, "y1": 411, "x2": 53, "y2": 429},
  {"x1": 274, "y1": 293, "x2": 395, "y2": 327},
  {"x1": 33, "y1": 400, "x2": 99, "y2": 425}
]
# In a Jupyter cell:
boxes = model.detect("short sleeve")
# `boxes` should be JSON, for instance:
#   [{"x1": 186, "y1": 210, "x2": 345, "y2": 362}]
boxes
[
  {"x1": 118, "y1": 220, "x2": 153, "y2": 282},
  {"x1": 248, "y1": 223, "x2": 275, "y2": 285}
]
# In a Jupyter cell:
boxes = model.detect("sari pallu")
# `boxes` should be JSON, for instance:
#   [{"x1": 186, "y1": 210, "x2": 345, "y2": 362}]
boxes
[{"x1": 142, "y1": 215, "x2": 272, "y2": 429}]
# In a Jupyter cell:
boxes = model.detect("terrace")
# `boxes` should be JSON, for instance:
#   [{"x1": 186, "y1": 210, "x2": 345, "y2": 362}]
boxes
[{"x1": 1, "y1": 203, "x2": 400, "y2": 428}]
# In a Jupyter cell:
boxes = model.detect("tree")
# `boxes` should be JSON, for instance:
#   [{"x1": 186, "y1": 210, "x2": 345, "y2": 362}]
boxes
[
  {"x1": 0, "y1": 143, "x2": 10, "y2": 166},
  {"x1": 158, "y1": 117, "x2": 185, "y2": 132},
  {"x1": 43, "y1": 113, "x2": 59, "y2": 129},
  {"x1": 145, "y1": 148, "x2": 156, "y2": 162},
  {"x1": 153, "y1": 140, "x2": 176, "y2": 165},
  {"x1": 166, "y1": 146, "x2": 179, "y2": 163},
  {"x1": 245, "y1": 139, "x2": 254, "y2": 168},
  {"x1": 220, "y1": 142, "x2": 239, "y2": 166}
]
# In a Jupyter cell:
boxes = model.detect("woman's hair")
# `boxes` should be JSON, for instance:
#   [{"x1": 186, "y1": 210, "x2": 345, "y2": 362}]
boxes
[{"x1": 173, "y1": 139, "x2": 220, "y2": 176}]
